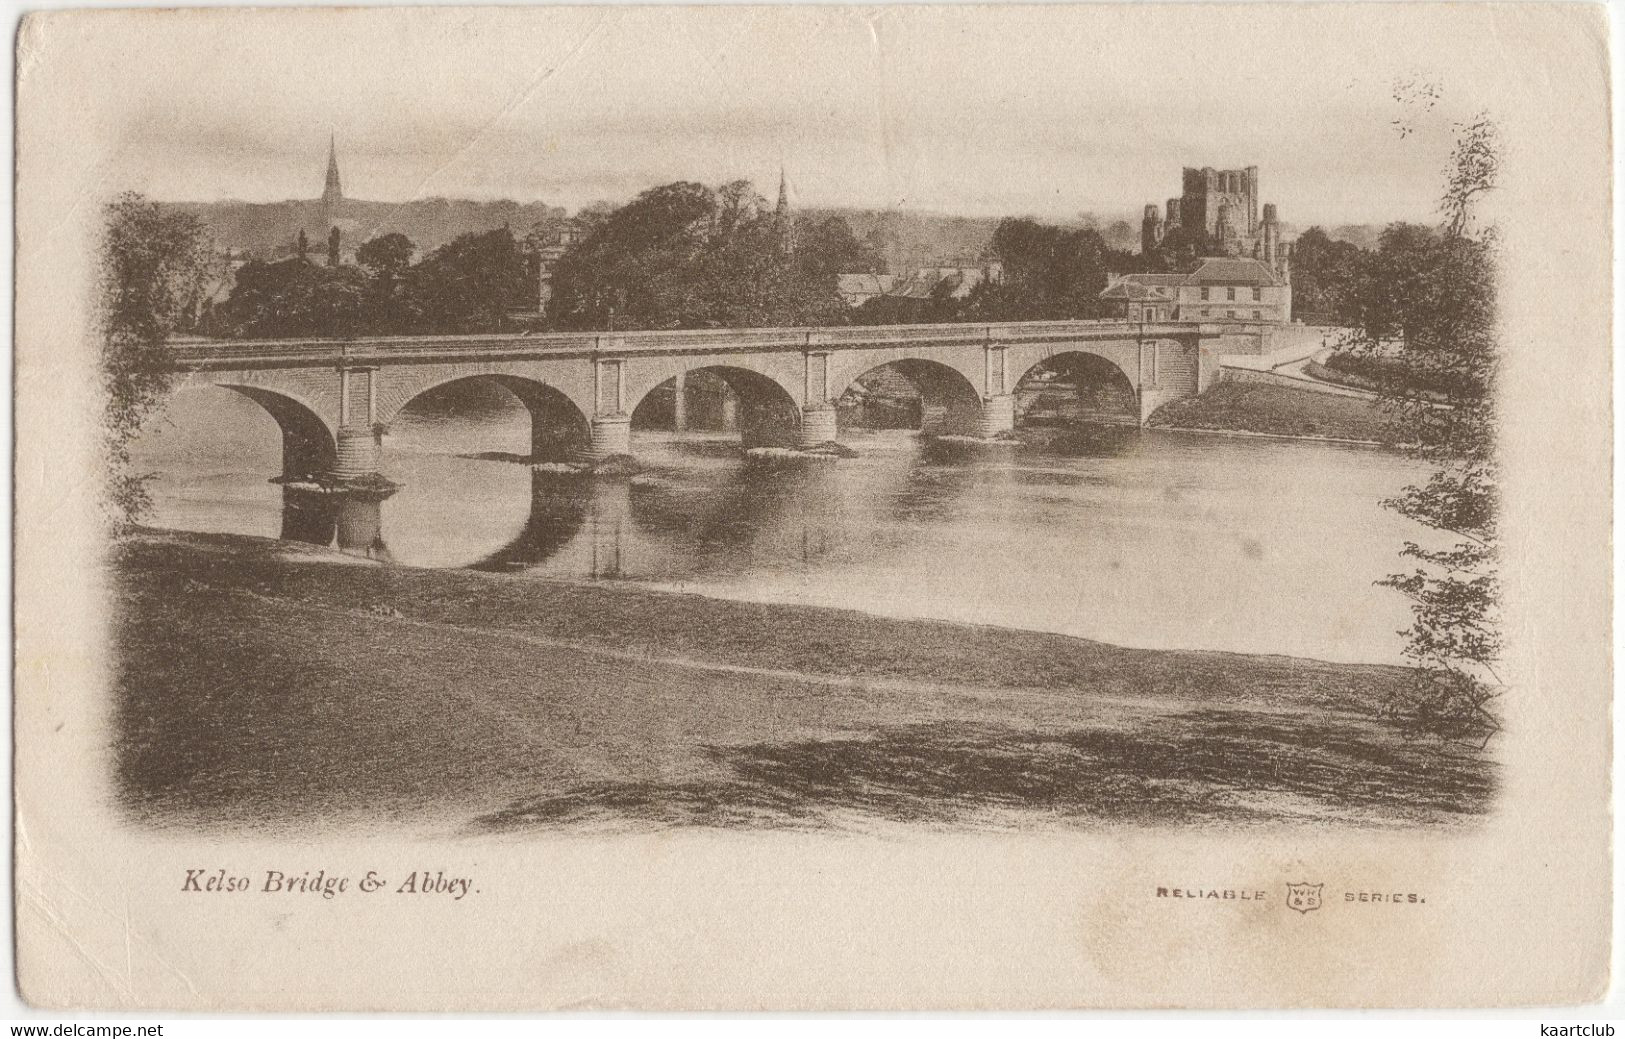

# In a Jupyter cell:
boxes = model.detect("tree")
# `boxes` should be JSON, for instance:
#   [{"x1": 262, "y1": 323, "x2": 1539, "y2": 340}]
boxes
[
  {"x1": 862, "y1": 218, "x2": 903, "y2": 274},
  {"x1": 213, "y1": 257, "x2": 370, "y2": 338},
  {"x1": 548, "y1": 181, "x2": 719, "y2": 329},
  {"x1": 962, "y1": 218, "x2": 1127, "y2": 321},
  {"x1": 98, "y1": 192, "x2": 215, "y2": 522},
  {"x1": 546, "y1": 180, "x2": 857, "y2": 331},
  {"x1": 793, "y1": 215, "x2": 881, "y2": 282},
  {"x1": 1140, "y1": 219, "x2": 1201, "y2": 273},
  {"x1": 214, "y1": 227, "x2": 528, "y2": 338},
  {"x1": 356, "y1": 233, "x2": 418, "y2": 331},
  {"x1": 1345, "y1": 113, "x2": 1501, "y2": 742},
  {"x1": 405, "y1": 227, "x2": 531, "y2": 333},
  {"x1": 357, "y1": 232, "x2": 416, "y2": 279},
  {"x1": 326, "y1": 226, "x2": 342, "y2": 267},
  {"x1": 1289, "y1": 227, "x2": 1366, "y2": 324}
]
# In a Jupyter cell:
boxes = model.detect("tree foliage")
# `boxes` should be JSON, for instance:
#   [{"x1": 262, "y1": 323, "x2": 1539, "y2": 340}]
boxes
[
  {"x1": 967, "y1": 219, "x2": 1128, "y2": 321},
  {"x1": 794, "y1": 215, "x2": 882, "y2": 284},
  {"x1": 213, "y1": 258, "x2": 371, "y2": 338},
  {"x1": 546, "y1": 180, "x2": 874, "y2": 330},
  {"x1": 211, "y1": 227, "x2": 535, "y2": 338},
  {"x1": 845, "y1": 216, "x2": 1135, "y2": 326},
  {"x1": 1344, "y1": 114, "x2": 1502, "y2": 742},
  {"x1": 1138, "y1": 220, "x2": 1202, "y2": 273},
  {"x1": 1289, "y1": 227, "x2": 1365, "y2": 324},
  {"x1": 208, "y1": 183, "x2": 1148, "y2": 337},
  {"x1": 405, "y1": 227, "x2": 531, "y2": 333},
  {"x1": 357, "y1": 231, "x2": 415, "y2": 279},
  {"x1": 99, "y1": 192, "x2": 216, "y2": 523},
  {"x1": 355, "y1": 232, "x2": 420, "y2": 332}
]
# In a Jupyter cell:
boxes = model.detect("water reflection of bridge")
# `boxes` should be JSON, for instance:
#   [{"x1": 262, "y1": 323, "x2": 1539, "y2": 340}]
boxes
[
  {"x1": 279, "y1": 469, "x2": 825, "y2": 578},
  {"x1": 276, "y1": 435, "x2": 1029, "y2": 578},
  {"x1": 168, "y1": 320, "x2": 1258, "y2": 483}
]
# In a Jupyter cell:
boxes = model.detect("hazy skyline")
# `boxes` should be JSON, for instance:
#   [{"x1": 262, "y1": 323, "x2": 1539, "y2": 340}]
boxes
[{"x1": 94, "y1": 6, "x2": 1508, "y2": 227}]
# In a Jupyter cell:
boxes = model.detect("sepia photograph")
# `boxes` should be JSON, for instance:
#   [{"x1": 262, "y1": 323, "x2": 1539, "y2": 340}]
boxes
[{"x1": 12, "y1": 2, "x2": 1613, "y2": 1011}]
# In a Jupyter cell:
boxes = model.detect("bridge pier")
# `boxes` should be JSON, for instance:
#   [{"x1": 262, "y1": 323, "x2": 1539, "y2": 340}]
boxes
[
  {"x1": 577, "y1": 357, "x2": 636, "y2": 466},
  {"x1": 920, "y1": 399, "x2": 982, "y2": 437},
  {"x1": 326, "y1": 366, "x2": 396, "y2": 489},
  {"x1": 794, "y1": 349, "x2": 844, "y2": 451},
  {"x1": 1137, "y1": 388, "x2": 1174, "y2": 427},
  {"x1": 580, "y1": 414, "x2": 633, "y2": 463},
  {"x1": 797, "y1": 403, "x2": 839, "y2": 448},
  {"x1": 977, "y1": 394, "x2": 1015, "y2": 438},
  {"x1": 331, "y1": 425, "x2": 383, "y2": 481}
]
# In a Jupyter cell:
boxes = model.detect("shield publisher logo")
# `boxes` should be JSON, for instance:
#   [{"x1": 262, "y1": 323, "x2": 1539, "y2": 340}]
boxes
[{"x1": 1285, "y1": 882, "x2": 1324, "y2": 914}]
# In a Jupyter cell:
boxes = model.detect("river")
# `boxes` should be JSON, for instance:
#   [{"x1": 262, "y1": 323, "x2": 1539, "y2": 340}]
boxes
[{"x1": 130, "y1": 382, "x2": 1435, "y2": 665}]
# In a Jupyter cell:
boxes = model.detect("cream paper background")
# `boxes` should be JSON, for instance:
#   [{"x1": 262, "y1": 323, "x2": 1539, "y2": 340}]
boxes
[{"x1": 12, "y1": 3, "x2": 1613, "y2": 1010}]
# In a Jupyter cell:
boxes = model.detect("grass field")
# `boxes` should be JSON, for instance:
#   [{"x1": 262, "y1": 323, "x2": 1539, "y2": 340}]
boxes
[
  {"x1": 110, "y1": 530, "x2": 1494, "y2": 836},
  {"x1": 1148, "y1": 381, "x2": 1397, "y2": 443}
]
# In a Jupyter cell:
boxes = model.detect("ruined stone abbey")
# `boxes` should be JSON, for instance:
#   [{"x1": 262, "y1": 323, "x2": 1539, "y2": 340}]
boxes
[
  {"x1": 1100, "y1": 165, "x2": 1294, "y2": 323},
  {"x1": 1140, "y1": 165, "x2": 1286, "y2": 274}
]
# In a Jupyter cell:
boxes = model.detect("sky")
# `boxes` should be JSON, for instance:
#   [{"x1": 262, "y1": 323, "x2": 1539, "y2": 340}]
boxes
[{"x1": 81, "y1": 5, "x2": 1510, "y2": 227}]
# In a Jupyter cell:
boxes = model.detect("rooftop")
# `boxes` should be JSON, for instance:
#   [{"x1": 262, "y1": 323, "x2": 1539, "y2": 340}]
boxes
[
  {"x1": 1184, "y1": 257, "x2": 1285, "y2": 287},
  {"x1": 1099, "y1": 258, "x2": 1286, "y2": 302},
  {"x1": 1099, "y1": 280, "x2": 1175, "y2": 302}
]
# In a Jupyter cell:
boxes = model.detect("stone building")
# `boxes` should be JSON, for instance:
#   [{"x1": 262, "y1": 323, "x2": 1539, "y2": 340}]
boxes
[
  {"x1": 836, "y1": 262, "x2": 1003, "y2": 309},
  {"x1": 1099, "y1": 257, "x2": 1291, "y2": 323},
  {"x1": 1141, "y1": 165, "x2": 1288, "y2": 275},
  {"x1": 885, "y1": 262, "x2": 1003, "y2": 302},
  {"x1": 535, "y1": 221, "x2": 583, "y2": 310},
  {"x1": 836, "y1": 273, "x2": 897, "y2": 307},
  {"x1": 1097, "y1": 272, "x2": 1186, "y2": 323}
]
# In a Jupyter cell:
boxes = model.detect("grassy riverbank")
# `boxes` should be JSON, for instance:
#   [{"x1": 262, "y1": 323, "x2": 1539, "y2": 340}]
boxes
[
  {"x1": 111, "y1": 529, "x2": 1492, "y2": 835},
  {"x1": 1148, "y1": 382, "x2": 1396, "y2": 443}
]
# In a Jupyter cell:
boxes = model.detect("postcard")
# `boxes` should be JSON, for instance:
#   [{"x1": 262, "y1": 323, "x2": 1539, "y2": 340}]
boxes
[{"x1": 13, "y1": 3, "x2": 1612, "y2": 1009}]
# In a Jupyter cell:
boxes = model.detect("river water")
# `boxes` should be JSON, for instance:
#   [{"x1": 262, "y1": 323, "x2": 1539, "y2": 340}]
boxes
[{"x1": 131, "y1": 383, "x2": 1434, "y2": 665}]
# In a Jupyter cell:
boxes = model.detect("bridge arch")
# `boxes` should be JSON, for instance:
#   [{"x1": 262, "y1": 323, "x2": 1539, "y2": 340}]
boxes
[
  {"x1": 205, "y1": 383, "x2": 337, "y2": 480},
  {"x1": 834, "y1": 358, "x2": 985, "y2": 437},
  {"x1": 1010, "y1": 350, "x2": 1141, "y2": 427},
  {"x1": 628, "y1": 365, "x2": 802, "y2": 449},
  {"x1": 387, "y1": 374, "x2": 591, "y2": 463}
]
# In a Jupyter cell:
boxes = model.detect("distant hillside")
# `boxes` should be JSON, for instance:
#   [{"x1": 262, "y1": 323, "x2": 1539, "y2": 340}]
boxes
[
  {"x1": 167, "y1": 197, "x2": 569, "y2": 260},
  {"x1": 1278, "y1": 222, "x2": 1387, "y2": 250},
  {"x1": 804, "y1": 208, "x2": 1161, "y2": 269},
  {"x1": 805, "y1": 208, "x2": 1002, "y2": 273},
  {"x1": 1322, "y1": 224, "x2": 1386, "y2": 250},
  {"x1": 170, "y1": 192, "x2": 1390, "y2": 269}
]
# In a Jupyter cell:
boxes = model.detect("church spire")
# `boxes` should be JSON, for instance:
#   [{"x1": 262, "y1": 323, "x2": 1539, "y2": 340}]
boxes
[
  {"x1": 774, "y1": 166, "x2": 792, "y2": 255},
  {"x1": 322, "y1": 134, "x2": 343, "y2": 205}
]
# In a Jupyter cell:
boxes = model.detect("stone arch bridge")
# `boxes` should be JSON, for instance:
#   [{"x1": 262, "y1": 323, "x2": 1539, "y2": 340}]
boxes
[{"x1": 165, "y1": 320, "x2": 1242, "y2": 481}]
